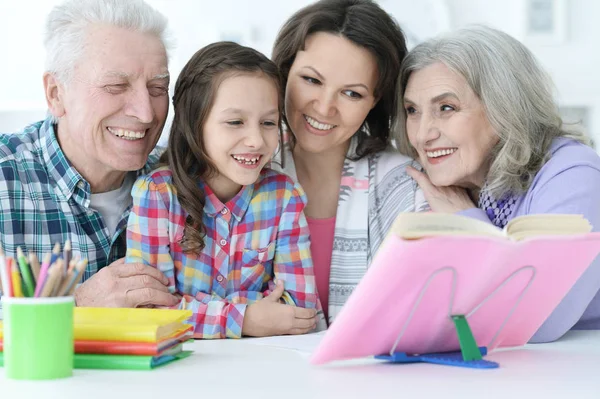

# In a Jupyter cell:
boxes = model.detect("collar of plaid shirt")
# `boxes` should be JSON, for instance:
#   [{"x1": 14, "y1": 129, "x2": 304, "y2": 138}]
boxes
[
  {"x1": 0, "y1": 117, "x2": 162, "y2": 281},
  {"x1": 200, "y1": 179, "x2": 254, "y2": 221}
]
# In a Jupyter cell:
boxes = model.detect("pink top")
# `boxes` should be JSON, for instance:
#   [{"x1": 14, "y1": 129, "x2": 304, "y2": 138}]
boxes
[{"x1": 307, "y1": 216, "x2": 336, "y2": 322}]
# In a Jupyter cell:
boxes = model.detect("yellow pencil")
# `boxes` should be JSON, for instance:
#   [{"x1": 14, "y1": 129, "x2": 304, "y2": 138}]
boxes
[{"x1": 10, "y1": 259, "x2": 24, "y2": 298}]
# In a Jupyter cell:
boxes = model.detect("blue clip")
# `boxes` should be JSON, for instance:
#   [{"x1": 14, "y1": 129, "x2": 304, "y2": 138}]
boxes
[{"x1": 375, "y1": 347, "x2": 499, "y2": 369}]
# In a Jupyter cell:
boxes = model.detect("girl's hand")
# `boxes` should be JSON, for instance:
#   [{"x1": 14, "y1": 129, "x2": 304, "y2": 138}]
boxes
[
  {"x1": 407, "y1": 166, "x2": 476, "y2": 213},
  {"x1": 242, "y1": 280, "x2": 317, "y2": 337}
]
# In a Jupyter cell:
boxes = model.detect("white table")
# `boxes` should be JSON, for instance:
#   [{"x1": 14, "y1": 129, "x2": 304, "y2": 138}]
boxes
[{"x1": 2, "y1": 330, "x2": 599, "y2": 399}]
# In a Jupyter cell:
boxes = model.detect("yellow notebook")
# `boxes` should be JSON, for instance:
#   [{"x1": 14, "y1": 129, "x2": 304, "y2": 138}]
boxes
[
  {"x1": 0, "y1": 307, "x2": 193, "y2": 343},
  {"x1": 74, "y1": 307, "x2": 192, "y2": 343}
]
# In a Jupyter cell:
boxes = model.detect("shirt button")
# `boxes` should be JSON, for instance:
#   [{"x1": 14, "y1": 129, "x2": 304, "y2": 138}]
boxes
[
  {"x1": 220, "y1": 239, "x2": 227, "y2": 246},
  {"x1": 216, "y1": 275, "x2": 224, "y2": 282},
  {"x1": 77, "y1": 181, "x2": 85, "y2": 188},
  {"x1": 221, "y1": 208, "x2": 228, "y2": 215}
]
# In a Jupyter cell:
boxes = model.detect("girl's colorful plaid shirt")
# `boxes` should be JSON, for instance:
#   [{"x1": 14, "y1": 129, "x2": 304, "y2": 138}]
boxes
[{"x1": 126, "y1": 166, "x2": 319, "y2": 339}]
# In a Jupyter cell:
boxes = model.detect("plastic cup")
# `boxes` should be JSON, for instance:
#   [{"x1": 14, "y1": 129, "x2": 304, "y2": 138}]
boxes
[{"x1": 2, "y1": 296, "x2": 74, "y2": 380}]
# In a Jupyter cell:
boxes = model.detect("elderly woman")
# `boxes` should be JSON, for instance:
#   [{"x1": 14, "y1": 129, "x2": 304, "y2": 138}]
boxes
[
  {"x1": 396, "y1": 26, "x2": 600, "y2": 342},
  {"x1": 271, "y1": 0, "x2": 427, "y2": 324}
]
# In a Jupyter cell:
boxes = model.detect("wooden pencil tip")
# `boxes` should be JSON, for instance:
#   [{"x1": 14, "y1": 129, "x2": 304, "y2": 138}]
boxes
[{"x1": 53, "y1": 242, "x2": 61, "y2": 253}]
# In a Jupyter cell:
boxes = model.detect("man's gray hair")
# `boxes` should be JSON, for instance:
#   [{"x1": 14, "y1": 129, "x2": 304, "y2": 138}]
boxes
[
  {"x1": 44, "y1": 0, "x2": 172, "y2": 84},
  {"x1": 394, "y1": 25, "x2": 589, "y2": 198}
]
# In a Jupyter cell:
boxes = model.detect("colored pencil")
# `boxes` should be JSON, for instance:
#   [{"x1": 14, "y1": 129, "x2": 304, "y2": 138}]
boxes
[
  {"x1": 34, "y1": 252, "x2": 53, "y2": 297},
  {"x1": 28, "y1": 251, "x2": 41, "y2": 282},
  {"x1": 0, "y1": 243, "x2": 87, "y2": 298},
  {"x1": 49, "y1": 242, "x2": 61, "y2": 267},
  {"x1": 11, "y1": 259, "x2": 24, "y2": 297},
  {"x1": 16, "y1": 247, "x2": 35, "y2": 297},
  {"x1": 66, "y1": 259, "x2": 88, "y2": 296},
  {"x1": 63, "y1": 240, "x2": 71, "y2": 276},
  {"x1": 0, "y1": 248, "x2": 7, "y2": 295},
  {"x1": 39, "y1": 262, "x2": 60, "y2": 298}
]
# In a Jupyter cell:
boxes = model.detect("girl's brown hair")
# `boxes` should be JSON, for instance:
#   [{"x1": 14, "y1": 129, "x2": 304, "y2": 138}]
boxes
[
  {"x1": 161, "y1": 41, "x2": 284, "y2": 254},
  {"x1": 272, "y1": 0, "x2": 407, "y2": 159}
]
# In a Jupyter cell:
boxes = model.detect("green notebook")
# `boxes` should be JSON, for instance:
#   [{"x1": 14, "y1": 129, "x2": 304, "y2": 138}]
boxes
[{"x1": 0, "y1": 351, "x2": 193, "y2": 370}]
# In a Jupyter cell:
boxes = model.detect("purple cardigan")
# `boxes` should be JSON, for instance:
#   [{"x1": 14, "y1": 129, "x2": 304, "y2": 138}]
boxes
[{"x1": 459, "y1": 138, "x2": 600, "y2": 342}]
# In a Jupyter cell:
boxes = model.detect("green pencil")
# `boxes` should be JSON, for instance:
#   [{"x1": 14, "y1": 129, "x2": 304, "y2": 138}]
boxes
[{"x1": 16, "y1": 247, "x2": 35, "y2": 297}]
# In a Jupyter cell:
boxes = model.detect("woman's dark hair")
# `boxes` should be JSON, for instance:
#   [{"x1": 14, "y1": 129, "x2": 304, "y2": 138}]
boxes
[
  {"x1": 161, "y1": 41, "x2": 284, "y2": 254},
  {"x1": 272, "y1": 0, "x2": 407, "y2": 159}
]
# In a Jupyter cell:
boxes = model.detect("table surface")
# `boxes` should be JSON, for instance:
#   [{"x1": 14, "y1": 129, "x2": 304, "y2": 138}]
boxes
[{"x1": 2, "y1": 330, "x2": 599, "y2": 399}]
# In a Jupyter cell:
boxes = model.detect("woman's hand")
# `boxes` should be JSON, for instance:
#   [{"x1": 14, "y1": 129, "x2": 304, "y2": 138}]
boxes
[{"x1": 407, "y1": 166, "x2": 476, "y2": 213}]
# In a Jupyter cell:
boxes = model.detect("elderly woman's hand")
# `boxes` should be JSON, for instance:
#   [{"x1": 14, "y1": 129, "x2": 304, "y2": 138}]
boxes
[{"x1": 407, "y1": 166, "x2": 476, "y2": 213}]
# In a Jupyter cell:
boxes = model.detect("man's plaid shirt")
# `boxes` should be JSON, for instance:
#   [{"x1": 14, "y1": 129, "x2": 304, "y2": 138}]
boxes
[{"x1": 0, "y1": 118, "x2": 161, "y2": 282}]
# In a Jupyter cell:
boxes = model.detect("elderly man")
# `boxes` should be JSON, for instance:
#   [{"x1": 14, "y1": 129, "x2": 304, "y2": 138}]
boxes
[{"x1": 0, "y1": 0, "x2": 178, "y2": 308}]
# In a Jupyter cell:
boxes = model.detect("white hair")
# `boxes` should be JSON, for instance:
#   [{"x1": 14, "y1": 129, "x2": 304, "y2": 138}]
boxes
[
  {"x1": 395, "y1": 25, "x2": 589, "y2": 198},
  {"x1": 44, "y1": 0, "x2": 173, "y2": 84}
]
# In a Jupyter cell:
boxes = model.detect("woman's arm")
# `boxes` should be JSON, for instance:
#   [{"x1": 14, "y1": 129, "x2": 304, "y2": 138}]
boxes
[{"x1": 526, "y1": 164, "x2": 600, "y2": 342}]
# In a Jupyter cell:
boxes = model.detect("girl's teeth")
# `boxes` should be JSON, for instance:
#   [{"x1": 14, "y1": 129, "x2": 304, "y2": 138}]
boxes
[
  {"x1": 304, "y1": 115, "x2": 335, "y2": 131},
  {"x1": 232, "y1": 155, "x2": 260, "y2": 165},
  {"x1": 426, "y1": 148, "x2": 457, "y2": 158}
]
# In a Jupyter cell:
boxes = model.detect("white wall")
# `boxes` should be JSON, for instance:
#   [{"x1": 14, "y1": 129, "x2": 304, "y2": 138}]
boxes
[
  {"x1": 0, "y1": 0, "x2": 317, "y2": 137},
  {"x1": 1, "y1": 0, "x2": 598, "y2": 144},
  {"x1": 447, "y1": 0, "x2": 600, "y2": 143},
  {"x1": 0, "y1": 1, "x2": 57, "y2": 124}
]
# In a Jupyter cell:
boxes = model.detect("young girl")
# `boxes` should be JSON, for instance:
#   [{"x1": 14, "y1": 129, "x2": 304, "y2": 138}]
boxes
[{"x1": 126, "y1": 42, "x2": 323, "y2": 339}]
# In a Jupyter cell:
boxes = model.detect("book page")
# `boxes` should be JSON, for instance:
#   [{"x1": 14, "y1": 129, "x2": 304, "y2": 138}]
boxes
[
  {"x1": 506, "y1": 214, "x2": 592, "y2": 240},
  {"x1": 390, "y1": 212, "x2": 505, "y2": 239}
]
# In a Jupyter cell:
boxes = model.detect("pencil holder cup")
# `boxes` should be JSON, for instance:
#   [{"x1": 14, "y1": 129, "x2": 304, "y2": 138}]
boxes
[{"x1": 2, "y1": 296, "x2": 74, "y2": 380}]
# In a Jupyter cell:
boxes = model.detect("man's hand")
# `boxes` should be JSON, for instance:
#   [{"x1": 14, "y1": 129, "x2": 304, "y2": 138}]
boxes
[
  {"x1": 242, "y1": 280, "x2": 317, "y2": 337},
  {"x1": 74, "y1": 258, "x2": 180, "y2": 308}
]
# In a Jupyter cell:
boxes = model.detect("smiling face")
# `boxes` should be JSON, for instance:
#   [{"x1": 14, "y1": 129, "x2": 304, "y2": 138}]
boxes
[
  {"x1": 50, "y1": 24, "x2": 169, "y2": 187},
  {"x1": 404, "y1": 62, "x2": 499, "y2": 189},
  {"x1": 284, "y1": 32, "x2": 378, "y2": 156},
  {"x1": 202, "y1": 72, "x2": 280, "y2": 202}
]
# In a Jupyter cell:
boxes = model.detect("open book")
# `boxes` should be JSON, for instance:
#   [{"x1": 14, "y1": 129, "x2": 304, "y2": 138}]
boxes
[
  {"x1": 392, "y1": 213, "x2": 592, "y2": 241},
  {"x1": 311, "y1": 212, "x2": 600, "y2": 365}
]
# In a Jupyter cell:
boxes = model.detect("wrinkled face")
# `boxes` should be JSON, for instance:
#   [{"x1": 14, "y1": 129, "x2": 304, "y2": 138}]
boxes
[
  {"x1": 404, "y1": 62, "x2": 498, "y2": 189},
  {"x1": 55, "y1": 24, "x2": 169, "y2": 176},
  {"x1": 203, "y1": 73, "x2": 280, "y2": 202},
  {"x1": 284, "y1": 32, "x2": 378, "y2": 156}
]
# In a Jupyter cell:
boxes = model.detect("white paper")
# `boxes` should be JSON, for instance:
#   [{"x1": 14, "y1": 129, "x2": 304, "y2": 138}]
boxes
[{"x1": 244, "y1": 331, "x2": 326, "y2": 354}]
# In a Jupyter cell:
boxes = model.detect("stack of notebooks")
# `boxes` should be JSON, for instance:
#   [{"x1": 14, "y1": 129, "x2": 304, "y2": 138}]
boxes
[{"x1": 0, "y1": 307, "x2": 194, "y2": 370}]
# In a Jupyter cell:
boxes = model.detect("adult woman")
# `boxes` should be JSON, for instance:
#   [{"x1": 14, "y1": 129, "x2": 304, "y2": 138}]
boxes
[
  {"x1": 271, "y1": 0, "x2": 426, "y2": 323},
  {"x1": 396, "y1": 26, "x2": 600, "y2": 342}
]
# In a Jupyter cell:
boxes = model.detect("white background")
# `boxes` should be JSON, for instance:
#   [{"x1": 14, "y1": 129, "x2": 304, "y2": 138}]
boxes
[{"x1": 0, "y1": 0, "x2": 597, "y2": 147}]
